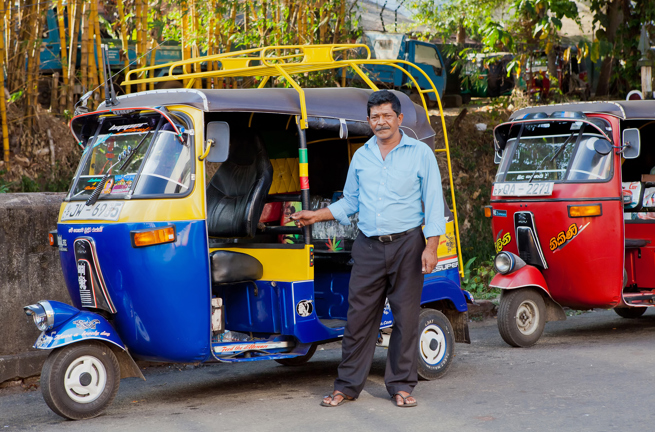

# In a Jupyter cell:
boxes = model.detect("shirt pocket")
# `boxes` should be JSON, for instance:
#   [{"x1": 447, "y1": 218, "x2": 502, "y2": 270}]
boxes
[{"x1": 388, "y1": 168, "x2": 418, "y2": 197}]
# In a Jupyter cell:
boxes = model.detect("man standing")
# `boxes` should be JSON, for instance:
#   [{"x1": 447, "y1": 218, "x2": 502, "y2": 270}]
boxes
[{"x1": 291, "y1": 90, "x2": 445, "y2": 408}]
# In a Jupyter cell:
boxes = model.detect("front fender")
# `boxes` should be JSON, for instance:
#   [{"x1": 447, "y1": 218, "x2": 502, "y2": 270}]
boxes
[
  {"x1": 420, "y1": 275, "x2": 468, "y2": 312},
  {"x1": 489, "y1": 265, "x2": 550, "y2": 294},
  {"x1": 490, "y1": 265, "x2": 566, "y2": 322},
  {"x1": 34, "y1": 310, "x2": 125, "y2": 351}
]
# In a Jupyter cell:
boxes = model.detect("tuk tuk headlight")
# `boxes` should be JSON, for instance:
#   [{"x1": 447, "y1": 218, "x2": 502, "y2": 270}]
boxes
[
  {"x1": 24, "y1": 301, "x2": 54, "y2": 331},
  {"x1": 494, "y1": 252, "x2": 515, "y2": 275}
]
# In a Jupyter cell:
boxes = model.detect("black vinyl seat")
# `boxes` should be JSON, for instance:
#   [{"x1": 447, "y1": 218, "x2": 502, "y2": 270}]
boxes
[
  {"x1": 206, "y1": 130, "x2": 273, "y2": 238},
  {"x1": 626, "y1": 238, "x2": 649, "y2": 248},
  {"x1": 210, "y1": 250, "x2": 263, "y2": 284}
]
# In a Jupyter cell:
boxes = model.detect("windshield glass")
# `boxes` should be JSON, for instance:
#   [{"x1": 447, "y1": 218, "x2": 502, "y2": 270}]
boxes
[
  {"x1": 70, "y1": 115, "x2": 193, "y2": 199},
  {"x1": 496, "y1": 121, "x2": 612, "y2": 183}
]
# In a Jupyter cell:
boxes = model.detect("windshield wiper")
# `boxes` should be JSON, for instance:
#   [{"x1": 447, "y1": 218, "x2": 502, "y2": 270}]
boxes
[{"x1": 527, "y1": 132, "x2": 577, "y2": 183}]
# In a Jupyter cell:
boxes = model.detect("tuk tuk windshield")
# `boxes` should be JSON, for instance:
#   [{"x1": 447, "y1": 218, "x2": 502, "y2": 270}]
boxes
[
  {"x1": 496, "y1": 121, "x2": 613, "y2": 183},
  {"x1": 70, "y1": 115, "x2": 193, "y2": 199}
]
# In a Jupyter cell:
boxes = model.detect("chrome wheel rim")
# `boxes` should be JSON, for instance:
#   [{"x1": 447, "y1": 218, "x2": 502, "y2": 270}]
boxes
[
  {"x1": 420, "y1": 324, "x2": 446, "y2": 365},
  {"x1": 516, "y1": 300, "x2": 540, "y2": 336},
  {"x1": 64, "y1": 355, "x2": 107, "y2": 404}
]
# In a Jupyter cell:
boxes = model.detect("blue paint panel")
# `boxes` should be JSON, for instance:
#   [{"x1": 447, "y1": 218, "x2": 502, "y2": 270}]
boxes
[
  {"x1": 34, "y1": 311, "x2": 125, "y2": 350},
  {"x1": 314, "y1": 272, "x2": 350, "y2": 320},
  {"x1": 57, "y1": 220, "x2": 212, "y2": 363},
  {"x1": 215, "y1": 281, "x2": 281, "y2": 334}
]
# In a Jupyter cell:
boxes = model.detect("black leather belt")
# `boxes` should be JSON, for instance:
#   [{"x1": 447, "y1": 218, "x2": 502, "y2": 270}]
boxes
[{"x1": 368, "y1": 227, "x2": 418, "y2": 243}]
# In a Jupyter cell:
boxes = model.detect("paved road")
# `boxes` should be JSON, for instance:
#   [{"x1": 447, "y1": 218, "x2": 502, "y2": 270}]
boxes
[{"x1": 2, "y1": 309, "x2": 655, "y2": 431}]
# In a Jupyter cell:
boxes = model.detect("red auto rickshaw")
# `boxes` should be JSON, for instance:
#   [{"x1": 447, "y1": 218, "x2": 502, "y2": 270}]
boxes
[{"x1": 487, "y1": 101, "x2": 654, "y2": 347}]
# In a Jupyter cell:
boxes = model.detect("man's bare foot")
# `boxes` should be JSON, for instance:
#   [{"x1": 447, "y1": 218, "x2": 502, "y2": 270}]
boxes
[
  {"x1": 394, "y1": 391, "x2": 417, "y2": 407},
  {"x1": 321, "y1": 390, "x2": 354, "y2": 407}
]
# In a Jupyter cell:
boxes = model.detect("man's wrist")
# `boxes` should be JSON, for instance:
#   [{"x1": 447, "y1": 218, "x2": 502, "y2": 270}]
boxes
[{"x1": 425, "y1": 236, "x2": 440, "y2": 252}]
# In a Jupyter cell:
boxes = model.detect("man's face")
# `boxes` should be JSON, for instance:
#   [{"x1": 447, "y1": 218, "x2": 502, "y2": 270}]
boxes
[{"x1": 368, "y1": 103, "x2": 404, "y2": 141}]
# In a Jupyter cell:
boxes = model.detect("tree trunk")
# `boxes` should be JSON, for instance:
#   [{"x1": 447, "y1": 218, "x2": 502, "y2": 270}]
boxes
[
  {"x1": 0, "y1": 0, "x2": 9, "y2": 163},
  {"x1": 596, "y1": 0, "x2": 622, "y2": 96},
  {"x1": 456, "y1": 22, "x2": 466, "y2": 45}
]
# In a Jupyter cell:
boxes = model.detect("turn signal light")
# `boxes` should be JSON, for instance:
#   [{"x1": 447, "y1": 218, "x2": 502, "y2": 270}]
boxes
[
  {"x1": 48, "y1": 230, "x2": 58, "y2": 247},
  {"x1": 568, "y1": 204, "x2": 602, "y2": 218},
  {"x1": 484, "y1": 206, "x2": 492, "y2": 218},
  {"x1": 131, "y1": 226, "x2": 176, "y2": 248}
]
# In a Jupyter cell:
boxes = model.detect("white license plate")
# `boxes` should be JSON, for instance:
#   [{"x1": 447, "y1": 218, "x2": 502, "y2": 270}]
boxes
[
  {"x1": 493, "y1": 182, "x2": 554, "y2": 197},
  {"x1": 61, "y1": 201, "x2": 124, "y2": 221}
]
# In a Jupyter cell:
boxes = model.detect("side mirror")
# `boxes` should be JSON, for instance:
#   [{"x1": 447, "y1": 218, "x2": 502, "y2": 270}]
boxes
[
  {"x1": 205, "y1": 121, "x2": 230, "y2": 163},
  {"x1": 622, "y1": 128, "x2": 641, "y2": 159},
  {"x1": 593, "y1": 139, "x2": 612, "y2": 156}
]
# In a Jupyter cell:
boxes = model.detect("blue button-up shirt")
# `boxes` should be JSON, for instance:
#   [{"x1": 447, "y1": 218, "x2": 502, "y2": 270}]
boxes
[{"x1": 328, "y1": 131, "x2": 446, "y2": 238}]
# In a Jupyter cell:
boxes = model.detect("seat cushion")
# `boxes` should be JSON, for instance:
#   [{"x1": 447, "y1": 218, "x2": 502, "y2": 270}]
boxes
[
  {"x1": 210, "y1": 251, "x2": 263, "y2": 284},
  {"x1": 626, "y1": 238, "x2": 649, "y2": 248}
]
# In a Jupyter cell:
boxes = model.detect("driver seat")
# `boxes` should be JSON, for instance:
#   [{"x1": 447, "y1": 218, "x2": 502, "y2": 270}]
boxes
[{"x1": 206, "y1": 130, "x2": 273, "y2": 238}]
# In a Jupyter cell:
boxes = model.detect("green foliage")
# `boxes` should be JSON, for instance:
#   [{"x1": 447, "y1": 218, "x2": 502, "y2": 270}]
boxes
[
  {"x1": 0, "y1": 170, "x2": 11, "y2": 193},
  {"x1": 461, "y1": 257, "x2": 500, "y2": 299},
  {"x1": 20, "y1": 176, "x2": 40, "y2": 192}
]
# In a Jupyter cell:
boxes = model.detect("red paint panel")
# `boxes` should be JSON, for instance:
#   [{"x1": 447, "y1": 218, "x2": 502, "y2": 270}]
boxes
[{"x1": 490, "y1": 265, "x2": 548, "y2": 292}]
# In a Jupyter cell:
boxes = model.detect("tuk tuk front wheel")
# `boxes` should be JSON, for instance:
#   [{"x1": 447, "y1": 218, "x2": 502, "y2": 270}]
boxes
[
  {"x1": 275, "y1": 344, "x2": 317, "y2": 366},
  {"x1": 41, "y1": 341, "x2": 120, "y2": 420},
  {"x1": 498, "y1": 288, "x2": 546, "y2": 348},
  {"x1": 417, "y1": 308, "x2": 454, "y2": 380},
  {"x1": 614, "y1": 307, "x2": 647, "y2": 319}
]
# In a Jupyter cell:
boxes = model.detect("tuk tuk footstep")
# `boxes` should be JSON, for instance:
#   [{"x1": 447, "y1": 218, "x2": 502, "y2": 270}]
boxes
[
  {"x1": 320, "y1": 391, "x2": 355, "y2": 407},
  {"x1": 392, "y1": 393, "x2": 417, "y2": 408}
]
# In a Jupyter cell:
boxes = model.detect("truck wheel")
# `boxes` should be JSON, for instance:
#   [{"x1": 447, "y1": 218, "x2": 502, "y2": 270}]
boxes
[
  {"x1": 614, "y1": 307, "x2": 647, "y2": 319},
  {"x1": 498, "y1": 288, "x2": 546, "y2": 347},
  {"x1": 275, "y1": 344, "x2": 317, "y2": 366},
  {"x1": 417, "y1": 308, "x2": 454, "y2": 380},
  {"x1": 41, "y1": 341, "x2": 120, "y2": 420}
]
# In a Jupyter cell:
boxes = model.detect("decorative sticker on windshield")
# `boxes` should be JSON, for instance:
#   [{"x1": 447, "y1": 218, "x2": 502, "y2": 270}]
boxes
[
  {"x1": 108, "y1": 123, "x2": 150, "y2": 134},
  {"x1": 549, "y1": 222, "x2": 590, "y2": 252},
  {"x1": 110, "y1": 175, "x2": 135, "y2": 194},
  {"x1": 495, "y1": 230, "x2": 512, "y2": 253}
]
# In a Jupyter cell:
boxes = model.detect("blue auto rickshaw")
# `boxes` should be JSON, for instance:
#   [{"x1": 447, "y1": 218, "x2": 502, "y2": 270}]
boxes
[{"x1": 23, "y1": 44, "x2": 471, "y2": 419}]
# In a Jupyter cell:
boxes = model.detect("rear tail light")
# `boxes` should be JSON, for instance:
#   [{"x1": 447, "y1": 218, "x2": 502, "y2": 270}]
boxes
[
  {"x1": 568, "y1": 204, "x2": 602, "y2": 218},
  {"x1": 484, "y1": 206, "x2": 492, "y2": 218},
  {"x1": 48, "y1": 230, "x2": 58, "y2": 247}
]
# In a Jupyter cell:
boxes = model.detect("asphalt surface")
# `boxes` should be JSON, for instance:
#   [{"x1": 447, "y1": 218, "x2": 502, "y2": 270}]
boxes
[{"x1": 1, "y1": 308, "x2": 654, "y2": 431}]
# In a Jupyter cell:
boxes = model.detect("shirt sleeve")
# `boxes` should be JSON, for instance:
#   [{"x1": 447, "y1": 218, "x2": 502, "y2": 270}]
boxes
[
  {"x1": 327, "y1": 154, "x2": 360, "y2": 226},
  {"x1": 420, "y1": 147, "x2": 446, "y2": 238}
]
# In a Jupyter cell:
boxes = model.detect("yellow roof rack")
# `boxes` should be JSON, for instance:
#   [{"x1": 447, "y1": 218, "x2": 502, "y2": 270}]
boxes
[{"x1": 123, "y1": 43, "x2": 464, "y2": 277}]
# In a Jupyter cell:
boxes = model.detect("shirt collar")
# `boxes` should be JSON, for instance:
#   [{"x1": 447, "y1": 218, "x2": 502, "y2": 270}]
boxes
[{"x1": 366, "y1": 129, "x2": 414, "y2": 149}]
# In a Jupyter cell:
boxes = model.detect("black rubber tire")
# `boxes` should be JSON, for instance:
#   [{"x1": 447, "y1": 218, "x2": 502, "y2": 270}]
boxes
[
  {"x1": 275, "y1": 344, "x2": 317, "y2": 366},
  {"x1": 41, "y1": 341, "x2": 120, "y2": 420},
  {"x1": 417, "y1": 308, "x2": 455, "y2": 380},
  {"x1": 614, "y1": 307, "x2": 647, "y2": 319},
  {"x1": 497, "y1": 288, "x2": 546, "y2": 348}
]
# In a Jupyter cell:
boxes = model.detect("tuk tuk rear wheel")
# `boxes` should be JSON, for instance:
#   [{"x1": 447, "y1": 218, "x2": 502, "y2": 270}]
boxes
[
  {"x1": 41, "y1": 341, "x2": 120, "y2": 420},
  {"x1": 498, "y1": 288, "x2": 546, "y2": 348},
  {"x1": 417, "y1": 308, "x2": 454, "y2": 380},
  {"x1": 614, "y1": 307, "x2": 647, "y2": 319},
  {"x1": 275, "y1": 344, "x2": 317, "y2": 366}
]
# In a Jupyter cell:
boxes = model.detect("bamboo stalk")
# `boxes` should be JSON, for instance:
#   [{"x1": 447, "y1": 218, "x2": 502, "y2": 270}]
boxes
[
  {"x1": 68, "y1": 0, "x2": 83, "y2": 110},
  {"x1": 93, "y1": 0, "x2": 104, "y2": 101},
  {"x1": 79, "y1": 0, "x2": 89, "y2": 99},
  {"x1": 141, "y1": 0, "x2": 148, "y2": 92},
  {"x1": 56, "y1": 0, "x2": 69, "y2": 109},
  {"x1": 191, "y1": 0, "x2": 201, "y2": 89},
  {"x1": 207, "y1": 0, "x2": 215, "y2": 89},
  {"x1": 0, "y1": 0, "x2": 9, "y2": 163},
  {"x1": 181, "y1": 1, "x2": 189, "y2": 87},
  {"x1": 24, "y1": 0, "x2": 38, "y2": 129},
  {"x1": 134, "y1": 0, "x2": 142, "y2": 91},
  {"x1": 87, "y1": 1, "x2": 99, "y2": 110},
  {"x1": 117, "y1": 0, "x2": 130, "y2": 94}
]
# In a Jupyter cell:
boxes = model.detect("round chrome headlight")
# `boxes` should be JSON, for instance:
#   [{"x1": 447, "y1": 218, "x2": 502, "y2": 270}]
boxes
[
  {"x1": 24, "y1": 301, "x2": 54, "y2": 331},
  {"x1": 494, "y1": 252, "x2": 514, "y2": 275}
]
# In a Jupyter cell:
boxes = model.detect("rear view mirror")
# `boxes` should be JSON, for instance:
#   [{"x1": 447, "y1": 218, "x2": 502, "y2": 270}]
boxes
[
  {"x1": 205, "y1": 121, "x2": 230, "y2": 163},
  {"x1": 622, "y1": 128, "x2": 641, "y2": 159},
  {"x1": 593, "y1": 139, "x2": 612, "y2": 156}
]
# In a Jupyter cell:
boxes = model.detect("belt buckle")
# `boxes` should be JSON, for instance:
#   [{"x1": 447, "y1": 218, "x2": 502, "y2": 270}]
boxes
[{"x1": 379, "y1": 234, "x2": 393, "y2": 242}]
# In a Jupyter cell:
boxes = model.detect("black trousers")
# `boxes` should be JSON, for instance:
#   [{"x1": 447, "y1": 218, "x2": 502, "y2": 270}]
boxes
[{"x1": 334, "y1": 228, "x2": 425, "y2": 398}]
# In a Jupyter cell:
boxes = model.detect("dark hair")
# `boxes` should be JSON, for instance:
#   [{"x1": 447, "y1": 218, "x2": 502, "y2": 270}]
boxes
[{"x1": 367, "y1": 90, "x2": 401, "y2": 117}]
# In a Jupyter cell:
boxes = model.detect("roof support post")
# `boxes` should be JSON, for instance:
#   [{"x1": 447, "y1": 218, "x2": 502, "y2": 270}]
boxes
[{"x1": 297, "y1": 120, "x2": 311, "y2": 243}]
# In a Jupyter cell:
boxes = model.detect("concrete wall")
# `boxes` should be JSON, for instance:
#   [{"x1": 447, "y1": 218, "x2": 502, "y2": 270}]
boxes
[{"x1": 0, "y1": 193, "x2": 70, "y2": 383}]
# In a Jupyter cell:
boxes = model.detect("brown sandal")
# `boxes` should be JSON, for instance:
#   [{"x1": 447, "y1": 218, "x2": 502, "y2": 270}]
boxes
[
  {"x1": 392, "y1": 392, "x2": 417, "y2": 408},
  {"x1": 320, "y1": 391, "x2": 355, "y2": 407}
]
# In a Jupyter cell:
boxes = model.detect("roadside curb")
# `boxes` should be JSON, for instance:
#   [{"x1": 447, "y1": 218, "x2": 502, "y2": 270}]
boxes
[
  {"x1": 0, "y1": 351, "x2": 49, "y2": 386},
  {"x1": 467, "y1": 300, "x2": 498, "y2": 320}
]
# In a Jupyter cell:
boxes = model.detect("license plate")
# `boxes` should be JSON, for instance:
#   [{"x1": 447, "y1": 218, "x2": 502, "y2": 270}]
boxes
[
  {"x1": 61, "y1": 201, "x2": 124, "y2": 221},
  {"x1": 493, "y1": 182, "x2": 554, "y2": 197}
]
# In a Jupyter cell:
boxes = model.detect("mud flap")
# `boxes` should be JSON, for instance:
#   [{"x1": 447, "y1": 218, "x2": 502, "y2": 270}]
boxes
[
  {"x1": 442, "y1": 309, "x2": 470, "y2": 344},
  {"x1": 109, "y1": 345, "x2": 146, "y2": 380},
  {"x1": 543, "y1": 295, "x2": 567, "y2": 322}
]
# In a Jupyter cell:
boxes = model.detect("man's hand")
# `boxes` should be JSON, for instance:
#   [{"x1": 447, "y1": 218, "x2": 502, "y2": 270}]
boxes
[
  {"x1": 422, "y1": 236, "x2": 440, "y2": 274},
  {"x1": 290, "y1": 210, "x2": 317, "y2": 228}
]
